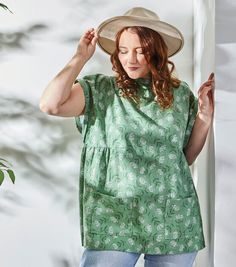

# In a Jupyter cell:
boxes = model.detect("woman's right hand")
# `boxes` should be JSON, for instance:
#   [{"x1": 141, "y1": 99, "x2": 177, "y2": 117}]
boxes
[{"x1": 76, "y1": 28, "x2": 98, "y2": 62}]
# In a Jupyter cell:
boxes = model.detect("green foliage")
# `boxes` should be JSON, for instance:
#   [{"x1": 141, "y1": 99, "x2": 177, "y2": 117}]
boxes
[
  {"x1": 0, "y1": 3, "x2": 15, "y2": 186},
  {"x1": 0, "y1": 3, "x2": 13, "y2": 13},
  {"x1": 0, "y1": 158, "x2": 15, "y2": 185}
]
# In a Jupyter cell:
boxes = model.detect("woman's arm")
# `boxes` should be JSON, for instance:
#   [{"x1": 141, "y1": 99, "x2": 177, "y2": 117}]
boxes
[
  {"x1": 184, "y1": 73, "x2": 215, "y2": 165},
  {"x1": 39, "y1": 28, "x2": 98, "y2": 117}
]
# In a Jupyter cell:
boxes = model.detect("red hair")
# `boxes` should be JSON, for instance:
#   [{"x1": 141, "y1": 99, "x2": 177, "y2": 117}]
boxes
[{"x1": 110, "y1": 27, "x2": 181, "y2": 109}]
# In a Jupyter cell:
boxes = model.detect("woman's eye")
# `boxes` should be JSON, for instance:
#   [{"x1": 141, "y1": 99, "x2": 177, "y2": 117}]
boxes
[
  {"x1": 119, "y1": 51, "x2": 128, "y2": 54},
  {"x1": 137, "y1": 50, "x2": 144, "y2": 54}
]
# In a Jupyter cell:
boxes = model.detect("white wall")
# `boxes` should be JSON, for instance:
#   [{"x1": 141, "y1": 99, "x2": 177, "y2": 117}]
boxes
[
  {"x1": 215, "y1": 1, "x2": 236, "y2": 266},
  {"x1": 193, "y1": 1, "x2": 215, "y2": 266}
]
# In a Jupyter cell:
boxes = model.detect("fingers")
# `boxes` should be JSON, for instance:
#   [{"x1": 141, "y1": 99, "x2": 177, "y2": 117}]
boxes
[
  {"x1": 208, "y1": 72, "x2": 214, "y2": 81},
  {"x1": 91, "y1": 30, "x2": 98, "y2": 46},
  {"x1": 197, "y1": 73, "x2": 215, "y2": 116},
  {"x1": 198, "y1": 86, "x2": 212, "y2": 99},
  {"x1": 198, "y1": 90, "x2": 214, "y2": 114},
  {"x1": 208, "y1": 90, "x2": 214, "y2": 108},
  {"x1": 84, "y1": 28, "x2": 95, "y2": 39},
  {"x1": 198, "y1": 73, "x2": 215, "y2": 95},
  {"x1": 82, "y1": 28, "x2": 98, "y2": 44},
  {"x1": 198, "y1": 84, "x2": 215, "y2": 111},
  {"x1": 198, "y1": 81, "x2": 213, "y2": 95},
  {"x1": 199, "y1": 73, "x2": 214, "y2": 90}
]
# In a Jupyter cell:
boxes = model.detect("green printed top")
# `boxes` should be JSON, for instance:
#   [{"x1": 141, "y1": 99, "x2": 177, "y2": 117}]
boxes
[{"x1": 74, "y1": 74, "x2": 205, "y2": 254}]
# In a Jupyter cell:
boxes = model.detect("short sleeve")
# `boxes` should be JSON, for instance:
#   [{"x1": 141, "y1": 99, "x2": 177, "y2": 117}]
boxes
[
  {"x1": 74, "y1": 74, "x2": 111, "y2": 142},
  {"x1": 183, "y1": 83, "x2": 198, "y2": 149}
]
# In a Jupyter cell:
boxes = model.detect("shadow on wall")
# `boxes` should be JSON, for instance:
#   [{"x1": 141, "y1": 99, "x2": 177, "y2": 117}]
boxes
[
  {"x1": 0, "y1": 95, "x2": 84, "y2": 266},
  {"x1": 0, "y1": 24, "x2": 48, "y2": 51},
  {"x1": 0, "y1": 95, "x2": 82, "y2": 211}
]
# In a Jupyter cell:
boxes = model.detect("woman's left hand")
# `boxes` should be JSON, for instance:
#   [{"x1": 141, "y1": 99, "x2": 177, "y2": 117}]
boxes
[{"x1": 197, "y1": 72, "x2": 215, "y2": 124}]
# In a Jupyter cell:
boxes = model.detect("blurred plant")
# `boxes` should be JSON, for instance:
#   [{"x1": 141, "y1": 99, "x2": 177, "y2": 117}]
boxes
[
  {"x1": 0, "y1": 3, "x2": 13, "y2": 13},
  {"x1": 0, "y1": 2, "x2": 15, "y2": 186},
  {"x1": 0, "y1": 158, "x2": 15, "y2": 185}
]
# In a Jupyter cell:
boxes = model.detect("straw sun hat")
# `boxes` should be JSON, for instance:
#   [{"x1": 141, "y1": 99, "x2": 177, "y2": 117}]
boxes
[{"x1": 97, "y1": 7, "x2": 184, "y2": 57}]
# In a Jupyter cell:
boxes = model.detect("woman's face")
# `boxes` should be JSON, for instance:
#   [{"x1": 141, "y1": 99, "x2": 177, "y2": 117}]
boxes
[{"x1": 118, "y1": 30, "x2": 150, "y2": 79}]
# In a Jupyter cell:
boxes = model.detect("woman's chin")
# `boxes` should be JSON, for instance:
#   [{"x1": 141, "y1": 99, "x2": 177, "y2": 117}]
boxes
[{"x1": 127, "y1": 72, "x2": 145, "y2": 80}]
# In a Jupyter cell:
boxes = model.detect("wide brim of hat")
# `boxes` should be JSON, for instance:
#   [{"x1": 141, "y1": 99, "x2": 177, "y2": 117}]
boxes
[{"x1": 97, "y1": 15, "x2": 184, "y2": 57}]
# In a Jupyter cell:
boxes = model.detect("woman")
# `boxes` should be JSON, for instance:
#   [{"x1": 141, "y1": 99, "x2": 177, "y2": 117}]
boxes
[{"x1": 40, "y1": 7, "x2": 214, "y2": 267}]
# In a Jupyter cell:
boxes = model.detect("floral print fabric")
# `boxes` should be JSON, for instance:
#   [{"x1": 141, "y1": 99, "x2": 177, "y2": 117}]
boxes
[{"x1": 74, "y1": 74, "x2": 205, "y2": 254}]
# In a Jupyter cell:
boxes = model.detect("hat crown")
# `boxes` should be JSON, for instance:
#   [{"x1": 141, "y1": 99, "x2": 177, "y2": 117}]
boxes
[
  {"x1": 124, "y1": 7, "x2": 160, "y2": 21},
  {"x1": 97, "y1": 7, "x2": 184, "y2": 57}
]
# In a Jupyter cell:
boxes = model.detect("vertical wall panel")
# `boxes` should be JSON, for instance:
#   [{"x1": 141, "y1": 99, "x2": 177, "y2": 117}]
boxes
[
  {"x1": 215, "y1": 1, "x2": 236, "y2": 266},
  {"x1": 193, "y1": 1, "x2": 215, "y2": 266}
]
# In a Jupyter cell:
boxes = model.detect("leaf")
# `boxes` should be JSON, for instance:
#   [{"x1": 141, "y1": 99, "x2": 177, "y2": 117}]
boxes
[
  {"x1": 0, "y1": 159, "x2": 15, "y2": 185},
  {"x1": 0, "y1": 158, "x2": 13, "y2": 167},
  {"x1": 0, "y1": 3, "x2": 13, "y2": 13},
  {"x1": 0, "y1": 161, "x2": 9, "y2": 168},
  {"x1": 7, "y1": 169, "x2": 15, "y2": 184},
  {"x1": 0, "y1": 157, "x2": 9, "y2": 162},
  {"x1": 0, "y1": 170, "x2": 4, "y2": 186}
]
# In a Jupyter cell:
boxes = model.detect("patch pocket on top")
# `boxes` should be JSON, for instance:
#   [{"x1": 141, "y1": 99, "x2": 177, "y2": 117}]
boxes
[
  {"x1": 90, "y1": 191, "x2": 135, "y2": 236},
  {"x1": 165, "y1": 196, "x2": 201, "y2": 240}
]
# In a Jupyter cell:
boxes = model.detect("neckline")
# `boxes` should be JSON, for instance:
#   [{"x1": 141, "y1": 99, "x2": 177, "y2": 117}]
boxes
[{"x1": 135, "y1": 77, "x2": 152, "y2": 87}]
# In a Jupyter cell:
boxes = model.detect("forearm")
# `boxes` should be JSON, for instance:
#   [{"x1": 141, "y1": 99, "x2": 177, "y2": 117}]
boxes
[
  {"x1": 40, "y1": 53, "x2": 87, "y2": 113},
  {"x1": 184, "y1": 114, "x2": 212, "y2": 165}
]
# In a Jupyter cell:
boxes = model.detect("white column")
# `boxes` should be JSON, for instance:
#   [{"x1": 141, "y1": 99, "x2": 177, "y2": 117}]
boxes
[
  {"x1": 193, "y1": 1, "x2": 215, "y2": 266},
  {"x1": 214, "y1": 1, "x2": 236, "y2": 266}
]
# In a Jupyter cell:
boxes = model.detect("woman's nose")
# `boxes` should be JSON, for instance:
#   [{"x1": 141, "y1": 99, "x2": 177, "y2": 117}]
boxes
[{"x1": 128, "y1": 52, "x2": 137, "y2": 64}]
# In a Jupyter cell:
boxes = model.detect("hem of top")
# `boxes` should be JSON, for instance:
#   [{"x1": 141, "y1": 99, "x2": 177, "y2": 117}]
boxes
[
  {"x1": 82, "y1": 231, "x2": 205, "y2": 255},
  {"x1": 82, "y1": 242, "x2": 206, "y2": 255}
]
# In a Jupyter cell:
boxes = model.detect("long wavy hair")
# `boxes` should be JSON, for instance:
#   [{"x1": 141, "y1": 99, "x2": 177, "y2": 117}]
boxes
[{"x1": 110, "y1": 26, "x2": 181, "y2": 109}]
